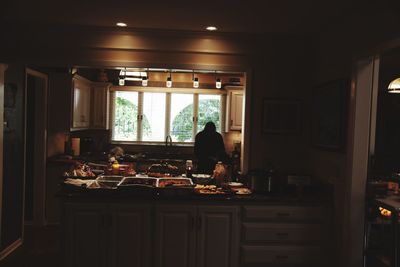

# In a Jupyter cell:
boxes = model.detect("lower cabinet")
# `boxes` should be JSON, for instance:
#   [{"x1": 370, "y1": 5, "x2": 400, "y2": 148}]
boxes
[
  {"x1": 63, "y1": 203, "x2": 151, "y2": 267},
  {"x1": 154, "y1": 205, "x2": 239, "y2": 267},
  {"x1": 109, "y1": 204, "x2": 152, "y2": 267},
  {"x1": 240, "y1": 205, "x2": 326, "y2": 267},
  {"x1": 154, "y1": 205, "x2": 197, "y2": 267},
  {"x1": 62, "y1": 201, "x2": 326, "y2": 267}
]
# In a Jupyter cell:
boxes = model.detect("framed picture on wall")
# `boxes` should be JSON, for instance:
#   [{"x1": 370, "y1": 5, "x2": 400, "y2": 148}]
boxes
[
  {"x1": 311, "y1": 79, "x2": 349, "y2": 151},
  {"x1": 262, "y1": 98, "x2": 301, "y2": 134}
]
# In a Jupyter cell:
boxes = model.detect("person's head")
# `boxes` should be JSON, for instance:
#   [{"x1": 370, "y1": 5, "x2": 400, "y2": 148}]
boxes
[{"x1": 204, "y1": 121, "x2": 216, "y2": 133}]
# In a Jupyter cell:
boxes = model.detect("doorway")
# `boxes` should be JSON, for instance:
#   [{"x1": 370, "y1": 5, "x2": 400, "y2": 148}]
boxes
[{"x1": 24, "y1": 69, "x2": 48, "y2": 226}]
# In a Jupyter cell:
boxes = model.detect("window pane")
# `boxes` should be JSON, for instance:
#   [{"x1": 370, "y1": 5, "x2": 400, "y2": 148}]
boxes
[
  {"x1": 143, "y1": 92, "x2": 166, "y2": 141},
  {"x1": 113, "y1": 91, "x2": 138, "y2": 141},
  {"x1": 170, "y1": 94, "x2": 193, "y2": 142},
  {"x1": 197, "y1": 95, "x2": 221, "y2": 133}
]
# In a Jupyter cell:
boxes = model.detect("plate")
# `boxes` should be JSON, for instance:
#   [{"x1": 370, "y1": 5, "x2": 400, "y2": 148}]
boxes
[
  {"x1": 192, "y1": 174, "x2": 211, "y2": 179},
  {"x1": 228, "y1": 182, "x2": 243, "y2": 187}
]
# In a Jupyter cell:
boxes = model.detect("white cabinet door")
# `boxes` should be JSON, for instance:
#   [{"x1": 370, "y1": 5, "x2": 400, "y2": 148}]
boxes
[
  {"x1": 197, "y1": 206, "x2": 240, "y2": 267},
  {"x1": 91, "y1": 82, "x2": 110, "y2": 129},
  {"x1": 72, "y1": 76, "x2": 91, "y2": 129},
  {"x1": 155, "y1": 205, "x2": 197, "y2": 267},
  {"x1": 226, "y1": 90, "x2": 243, "y2": 131},
  {"x1": 109, "y1": 204, "x2": 152, "y2": 267},
  {"x1": 64, "y1": 204, "x2": 106, "y2": 267}
]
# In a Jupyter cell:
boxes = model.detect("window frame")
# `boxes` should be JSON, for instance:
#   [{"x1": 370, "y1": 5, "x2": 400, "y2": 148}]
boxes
[{"x1": 109, "y1": 86, "x2": 227, "y2": 145}]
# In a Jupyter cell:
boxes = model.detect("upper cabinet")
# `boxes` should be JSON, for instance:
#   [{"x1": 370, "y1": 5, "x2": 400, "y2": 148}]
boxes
[
  {"x1": 71, "y1": 76, "x2": 110, "y2": 130},
  {"x1": 91, "y1": 82, "x2": 110, "y2": 129},
  {"x1": 226, "y1": 86, "x2": 244, "y2": 131},
  {"x1": 72, "y1": 76, "x2": 91, "y2": 129}
]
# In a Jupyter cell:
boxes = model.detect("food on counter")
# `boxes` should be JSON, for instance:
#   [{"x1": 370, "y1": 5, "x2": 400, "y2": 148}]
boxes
[
  {"x1": 64, "y1": 178, "x2": 95, "y2": 187},
  {"x1": 213, "y1": 162, "x2": 228, "y2": 186},
  {"x1": 194, "y1": 184, "x2": 226, "y2": 194},
  {"x1": 157, "y1": 178, "x2": 193, "y2": 188},
  {"x1": 147, "y1": 163, "x2": 179, "y2": 177},
  {"x1": 63, "y1": 163, "x2": 96, "y2": 177},
  {"x1": 118, "y1": 177, "x2": 158, "y2": 187},
  {"x1": 233, "y1": 187, "x2": 252, "y2": 195}
]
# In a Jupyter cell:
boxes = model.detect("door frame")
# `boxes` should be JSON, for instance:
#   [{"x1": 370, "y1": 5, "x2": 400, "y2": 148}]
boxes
[{"x1": 343, "y1": 56, "x2": 379, "y2": 267}]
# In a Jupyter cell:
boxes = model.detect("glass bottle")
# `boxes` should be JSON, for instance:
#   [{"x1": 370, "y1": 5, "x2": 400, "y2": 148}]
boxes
[{"x1": 185, "y1": 160, "x2": 193, "y2": 178}]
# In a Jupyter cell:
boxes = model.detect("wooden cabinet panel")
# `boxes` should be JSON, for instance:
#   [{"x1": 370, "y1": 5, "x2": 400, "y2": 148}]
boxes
[
  {"x1": 155, "y1": 205, "x2": 196, "y2": 267},
  {"x1": 109, "y1": 204, "x2": 151, "y2": 267},
  {"x1": 197, "y1": 206, "x2": 239, "y2": 267},
  {"x1": 64, "y1": 204, "x2": 106, "y2": 267},
  {"x1": 243, "y1": 206, "x2": 322, "y2": 222},
  {"x1": 226, "y1": 89, "x2": 243, "y2": 131},
  {"x1": 241, "y1": 245, "x2": 321, "y2": 267},
  {"x1": 242, "y1": 223, "x2": 322, "y2": 244},
  {"x1": 72, "y1": 76, "x2": 91, "y2": 129}
]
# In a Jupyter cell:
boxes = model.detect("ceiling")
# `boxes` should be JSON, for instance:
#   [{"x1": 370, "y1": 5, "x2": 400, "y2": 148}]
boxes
[{"x1": 1, "y1": 0, "x2": 387, "y2": 34}]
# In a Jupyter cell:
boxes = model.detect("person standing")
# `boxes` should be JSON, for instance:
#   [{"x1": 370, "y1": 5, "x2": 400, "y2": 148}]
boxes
[{"x1": 194, "y1": 121, "x2": 227, "y2": 174}]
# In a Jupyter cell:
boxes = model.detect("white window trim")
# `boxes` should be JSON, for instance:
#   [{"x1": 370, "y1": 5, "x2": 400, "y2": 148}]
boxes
[{"x1": 110, "y1": 86, "x2": 226, "y2": 144}]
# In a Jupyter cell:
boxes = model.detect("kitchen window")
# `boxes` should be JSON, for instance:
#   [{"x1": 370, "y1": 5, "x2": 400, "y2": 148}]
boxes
[{"x1": 110, "y1": 87, "x2": 225, "y2": 143}]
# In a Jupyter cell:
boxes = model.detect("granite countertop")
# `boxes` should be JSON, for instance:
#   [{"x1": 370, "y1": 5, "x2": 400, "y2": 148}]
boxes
[{"x1": 57, "y1": 186, "x2": 329, "y2": 205}]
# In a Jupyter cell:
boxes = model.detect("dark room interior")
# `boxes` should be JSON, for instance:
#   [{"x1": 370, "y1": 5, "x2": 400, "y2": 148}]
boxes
[{"x1": 1, "y1": 1, "x2": 400, "y2": 267}]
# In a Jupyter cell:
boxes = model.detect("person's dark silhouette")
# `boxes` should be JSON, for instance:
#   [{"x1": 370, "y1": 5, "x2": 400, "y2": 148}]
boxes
[{"x1": 194, "y1": 122, "x2": 227, "y2": 174}]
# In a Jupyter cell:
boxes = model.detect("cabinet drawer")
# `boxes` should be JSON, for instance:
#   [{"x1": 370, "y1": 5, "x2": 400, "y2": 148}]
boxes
[
  {"x1": 241, "y1": 245, "x2": 320, "y2": 266},
  {"x1": 243, "y1": 206, "x2": 322, "y2": 221},
  {"x1": 242, "y1": 223, "x2": 322, "y2": 243}
]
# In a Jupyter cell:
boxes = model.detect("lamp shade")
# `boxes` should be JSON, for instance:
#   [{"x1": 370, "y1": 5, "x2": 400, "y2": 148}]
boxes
[{"x1": 388, "y1": 78, "x2": 400, "y2": 93}]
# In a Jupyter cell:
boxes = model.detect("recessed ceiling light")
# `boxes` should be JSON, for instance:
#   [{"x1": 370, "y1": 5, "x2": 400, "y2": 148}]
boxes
[
  {"x1": 206, "y1": 26, "x2": 217, "y2": 31},
  {"x1": 116, "y1": 22, "x2": 127, "y2": 27}
]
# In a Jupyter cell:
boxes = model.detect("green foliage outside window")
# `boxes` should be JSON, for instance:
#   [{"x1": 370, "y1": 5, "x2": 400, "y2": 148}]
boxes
[
  {"x1": 172, "y1": 99, "x2": 220, "y2": 141},
  {"x1": 114, "y1": 97, "x2": 151, "y2": 140}
]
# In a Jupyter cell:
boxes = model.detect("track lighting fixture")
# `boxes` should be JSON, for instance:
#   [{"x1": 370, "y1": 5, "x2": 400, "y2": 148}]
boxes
[
  {"x1": 193, "y1": 71, "x2": 199, "y2": 88},
  {"x1": 216, "y1": 78, "x2": 222, "y2": 89},
  {"x1": 119, "y1": 68, "x2": 126, "y2": 86},
  {"x1": 142, "y1": 76, "x2": 148, "y2": 87},
  {"x1": 142, "y1": 68, "x2": 148, "y2": 86},
  {"x1": 166, "y1": 71, "x2": 172, "y2": 88}
]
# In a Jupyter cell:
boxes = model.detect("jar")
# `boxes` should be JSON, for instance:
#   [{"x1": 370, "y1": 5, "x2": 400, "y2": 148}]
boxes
[
  {"x1": 112, "y1": 160, "x2": 120, "y2": 175},
  {"x1": 185, "y1": 160, "x2": 193, "y2": 178}
]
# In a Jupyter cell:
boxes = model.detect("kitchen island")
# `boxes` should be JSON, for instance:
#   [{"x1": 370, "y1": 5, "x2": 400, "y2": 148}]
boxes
[{"x1": 59, "y1": 188, "x2": 331, "y2": 267}]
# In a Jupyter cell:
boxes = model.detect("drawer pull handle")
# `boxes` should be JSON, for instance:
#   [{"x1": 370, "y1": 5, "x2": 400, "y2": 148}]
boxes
[
  {"x1": 276, "y1": 212, "x2": 290, "y2": 217},
  {"x1": 276, "y1": 232, "x2": 289, "y2": 237},
  {"x1": 276, "y1": 255, "x2": 289, "y2": 260}
]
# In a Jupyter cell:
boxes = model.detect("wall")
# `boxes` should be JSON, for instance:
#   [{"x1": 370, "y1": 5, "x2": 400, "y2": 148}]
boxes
[{"x1": 311, "y1": 3, "x2": 400, "y2": 267}]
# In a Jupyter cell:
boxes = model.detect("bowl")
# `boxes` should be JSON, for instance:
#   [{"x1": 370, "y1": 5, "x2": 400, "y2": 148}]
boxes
[{"x1": 191, "y1": 174, "x2": 213, "y2": 185}]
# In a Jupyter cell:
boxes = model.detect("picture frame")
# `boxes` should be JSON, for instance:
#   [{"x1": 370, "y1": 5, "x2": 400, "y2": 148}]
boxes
[
  {"x1": 311, "y1": 79, "x2": 349, "y2": 151},
  {"x1": 262, "y1": 98, "x2": 301, "y2": 134}
]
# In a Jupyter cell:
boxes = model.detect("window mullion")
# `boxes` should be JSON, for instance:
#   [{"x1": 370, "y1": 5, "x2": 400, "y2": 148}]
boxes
[
  {"x1": 193, "y1": 94, "x2": 199, "y2": 141},
  {"x1": 165, "y1": 93, "x2": 171, "y2": 140},
  {"x1": 109, "y1": 91, "x2": 116, "y2": 140},
  {"x1": 220, "y1": 94, "x2": 226, "y2": 133},
  {"x1": 137, "y1": 92, "x2": 143, "y2": 141}
]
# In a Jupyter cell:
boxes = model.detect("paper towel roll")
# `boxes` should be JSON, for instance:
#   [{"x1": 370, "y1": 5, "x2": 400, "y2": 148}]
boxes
[{"x1": 71, "y1": 138, "x2": 80, "y2": 156}]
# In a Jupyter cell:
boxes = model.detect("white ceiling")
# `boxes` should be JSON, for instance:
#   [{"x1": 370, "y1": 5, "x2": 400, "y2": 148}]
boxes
[{"x1": 1, "y1": 0, "x2": 381, "y2": 34}]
